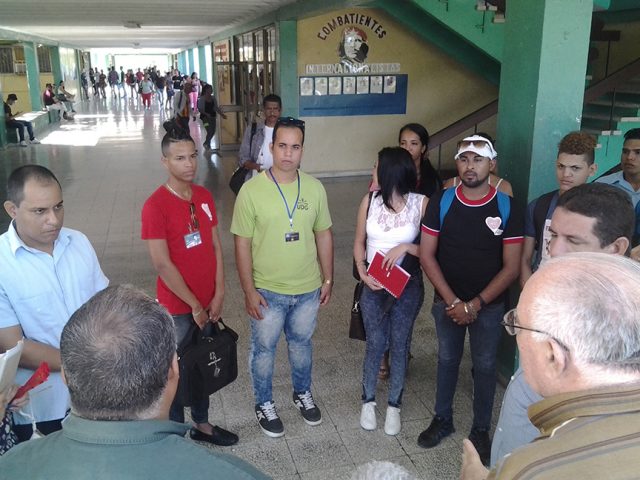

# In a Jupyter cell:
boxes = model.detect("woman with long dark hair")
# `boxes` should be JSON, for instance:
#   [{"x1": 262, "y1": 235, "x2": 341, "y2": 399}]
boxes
[
  {"x1": 354, "y1": 147, "x2": 427, "y2": 436},
  {"x1": 399, "y1": 123, "x2": 442, "y2": 198}
]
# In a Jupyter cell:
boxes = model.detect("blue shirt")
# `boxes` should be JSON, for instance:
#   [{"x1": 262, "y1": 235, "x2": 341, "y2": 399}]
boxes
[
  {"x1": 596, "y1": 171, "x2": 640, "y2": 207},
  {"x1": 0, "y1": 223, "x2": 108, "y2": 424}
]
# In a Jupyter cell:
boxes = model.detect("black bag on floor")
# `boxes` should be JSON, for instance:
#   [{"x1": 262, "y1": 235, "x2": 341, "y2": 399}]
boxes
[{"x1": 175, "y1": 319, "x2": 239, "y2": 406}]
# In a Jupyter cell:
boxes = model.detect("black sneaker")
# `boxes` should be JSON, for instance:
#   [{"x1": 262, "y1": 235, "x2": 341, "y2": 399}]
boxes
[
  {"x1": 417, "y1": 415, "x2": 455, "y2": 448},
  {"x1": 292, "y1": 391, "x2": 322, "y2": 425},
  {"x1": 255, "y1": 401, "x2": 284, "y2": 438},
  {"x1": 468, "y1": 428, "x2": 491, "y2": 466}
]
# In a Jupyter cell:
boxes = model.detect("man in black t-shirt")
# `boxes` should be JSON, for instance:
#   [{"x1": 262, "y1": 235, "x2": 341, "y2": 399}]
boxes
[{"x1": 418, "y1": 135, "x2": 523, "y2": 466}]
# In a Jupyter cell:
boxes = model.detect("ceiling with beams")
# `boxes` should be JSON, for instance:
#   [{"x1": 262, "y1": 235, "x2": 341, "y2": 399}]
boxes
[{"x1": 0, "y1": 0, "x2": 300, "y2": 50}]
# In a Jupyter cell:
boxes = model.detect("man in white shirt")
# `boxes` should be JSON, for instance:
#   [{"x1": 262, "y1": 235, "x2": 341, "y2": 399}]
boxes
[
  {"x1": 238, "y1": 94, "x2": 282, "y2": 180},
  {"x1": 0, "y1": 165, "x2": 108, "y2": 441}
]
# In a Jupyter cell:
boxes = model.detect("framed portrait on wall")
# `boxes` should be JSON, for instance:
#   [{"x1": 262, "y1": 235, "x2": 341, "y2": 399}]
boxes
[
  {"x1": 300, "y1": 77, "x2": 314, "y2": 96},
  {"x1": 370, "y1": 76, "x2": 383, "y2": 94},
  {"x1": 356, "y1": 76, "x2": 370, "y2": 94},
  {"x1": 328, "y1": 77, "x2": 342, "y2": 95},
  {"x1": 384, "y1": 76, "x2": 397, "y2": 94},
  {"x1": 343, "y1": 76, "x2": 356, "y2": 95},
  {"x1": 314, "y1": 77, "x2": 328, "y2": 96}
]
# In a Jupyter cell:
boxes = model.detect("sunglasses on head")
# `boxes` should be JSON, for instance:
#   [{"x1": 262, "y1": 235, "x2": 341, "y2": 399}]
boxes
[
  {"x1": 458, "y1": 139, "x2": 490, "y2": 150},
  {"x1": 275, "y1": 116, "x2": 305, "y2": 131}
]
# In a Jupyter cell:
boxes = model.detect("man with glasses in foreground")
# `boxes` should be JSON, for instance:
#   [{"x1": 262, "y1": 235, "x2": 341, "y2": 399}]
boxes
[
  {"x1": 488, "y1": 182, "x2": 636, "y2": 468},
  {"x1": 461, "y1": 252, "x2": 640, "y2": 479},
  {"x1": 231, "y1": 117, "x2": 333, "y2": 437},
  {"x1": 141, "y1": 128, "x2": 238, "y2": 446}
]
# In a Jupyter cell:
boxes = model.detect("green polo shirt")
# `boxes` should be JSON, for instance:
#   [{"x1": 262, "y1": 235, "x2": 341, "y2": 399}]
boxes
[
  {"x1": 0, "y1": 414, "x2": 270, "y2": 479},
  {"x1": 231, "y1": 170, "x2": 332, "y2": 295}
]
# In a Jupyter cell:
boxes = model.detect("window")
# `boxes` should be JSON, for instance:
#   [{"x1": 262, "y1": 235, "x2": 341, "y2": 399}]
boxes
[
  {"x1": 37, "y1": 46, "x2": 52, "y2": 72},
  {"x1": 0, "y1": 47, "x2": 14, "y2": 74}
]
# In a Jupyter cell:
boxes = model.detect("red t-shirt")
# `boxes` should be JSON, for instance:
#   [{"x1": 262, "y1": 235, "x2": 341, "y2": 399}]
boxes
[{"x1": 141, "y1": 185, "x2": 218, "y2": 315}]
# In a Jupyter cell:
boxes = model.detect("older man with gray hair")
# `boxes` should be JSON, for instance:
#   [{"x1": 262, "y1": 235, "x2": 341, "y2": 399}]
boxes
[
  {"x1": 0, "y1": 285, "x2": 269, "y2": 479},
  {"x1": 461, "y1": 253, "x2": 640, "y2": 479}
]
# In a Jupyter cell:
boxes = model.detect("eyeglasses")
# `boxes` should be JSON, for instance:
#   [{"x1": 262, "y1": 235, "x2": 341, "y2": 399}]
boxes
[
  {"x1": 189, "y1": 203, "x2": 199, "y2": 232},
  {"x1": 458, "y1": 139, "x2": 490, "y2": 150},
  {"x1": 501, "y1": 309, "x2": 570, "y2": 351},
  {"x1": 275, "y1": 116, "x2": 305, "y2": 132}
]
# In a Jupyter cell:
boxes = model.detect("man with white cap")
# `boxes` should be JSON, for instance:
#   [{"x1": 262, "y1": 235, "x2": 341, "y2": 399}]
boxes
[{"x1": 418, "y1": 135, "x2": 523, "y2": 465}]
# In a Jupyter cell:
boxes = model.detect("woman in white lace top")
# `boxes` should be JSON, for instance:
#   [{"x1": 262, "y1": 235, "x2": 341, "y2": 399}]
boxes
[{"x1": 353, "y1": 147, "x2": 428, "y2": 436}]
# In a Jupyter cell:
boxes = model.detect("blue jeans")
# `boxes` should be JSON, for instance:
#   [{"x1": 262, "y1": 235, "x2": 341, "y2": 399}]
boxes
[
  {"x1": 6, "y1": 119, "x2": 34, "y2": 142},
  {"x1": 250, "y1": 288, "x2": 320, "y2": 405},
  {"x1": 433, "y1": 300, "x2": 504, "y2": 430},
  {"x1": 361, "y1": 274, "x2": 424, "y2": 407},
  {"x1": 156, "y1": 87, "x2": 164, "y2": 105},
  {"x1": 169, "y1": 313, "x2": 209, "y2": 424}
]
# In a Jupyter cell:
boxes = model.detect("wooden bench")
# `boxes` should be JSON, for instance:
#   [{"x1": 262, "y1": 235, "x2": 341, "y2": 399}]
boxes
[{"x1": 6, "y1": 110, "x2": 60, "y2": 143}]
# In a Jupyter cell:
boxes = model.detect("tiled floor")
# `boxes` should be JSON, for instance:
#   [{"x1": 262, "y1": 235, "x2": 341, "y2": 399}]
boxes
[{"x1": 0, "y1": 97, "x2": 504, "y2": 479}]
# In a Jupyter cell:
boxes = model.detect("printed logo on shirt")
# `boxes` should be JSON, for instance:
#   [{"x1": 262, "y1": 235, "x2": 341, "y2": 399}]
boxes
[
  {"x1": 201, "y1": 203, "x2": 213, "y2": 221},
  {"x1": 485, "y1": 216, "x2": 503, "y2": 236},
  {"x1": 297, "y1": 198, "x2": 310, "y2": 211}
]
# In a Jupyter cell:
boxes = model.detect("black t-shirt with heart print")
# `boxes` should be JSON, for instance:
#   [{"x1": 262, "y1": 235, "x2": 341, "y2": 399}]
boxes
[{"x1": 421, "y1": 185, "x2": 523, "y2": 304}]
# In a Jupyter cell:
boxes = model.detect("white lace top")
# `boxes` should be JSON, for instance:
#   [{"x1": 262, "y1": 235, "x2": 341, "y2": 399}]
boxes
[{"x1": 366, "y1": 192, "x2": 425, "y2": 265}]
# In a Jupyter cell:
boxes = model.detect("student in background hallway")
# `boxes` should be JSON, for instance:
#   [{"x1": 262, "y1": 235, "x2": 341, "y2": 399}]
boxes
[
  {"x1": 198, "y1": 84, "x2": 227, "y2": 151},
  {"x1": 140, "y1": 73, "x2": 155, "y2": 110},
  {"x1": 3, "y1": 94, "x2": 40, "y2": 146}
]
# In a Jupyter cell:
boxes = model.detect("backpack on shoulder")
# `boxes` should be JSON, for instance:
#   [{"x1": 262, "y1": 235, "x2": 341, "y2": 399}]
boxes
[{"x1": 439, "y1": 186, "x2": 511, "y2": 229}]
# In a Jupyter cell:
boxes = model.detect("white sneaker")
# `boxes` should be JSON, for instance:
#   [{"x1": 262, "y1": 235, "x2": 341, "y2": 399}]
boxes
[
  {"x1": 360, "y1": 401, "x2": 377, "y2": 430},
  {"x1": 19, "y1": 140, "x2": 27, "y2": 147},
  {"x1": 30, "y1": 138, "x2": 40, "y2": 144},
  {"x1": 384, "y1": 406, "x2": 401, "y2": 435}
]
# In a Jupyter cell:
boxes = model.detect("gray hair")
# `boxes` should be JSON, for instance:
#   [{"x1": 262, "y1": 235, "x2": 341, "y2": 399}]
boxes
[
  {"x1": 351, "y1": 461, "x2": 416, "y2": 480},
  {"x1": 60, "y1": 285, "x2": 176, "y2": 420},
  {"x1": 529, "y1": 253, "x2": 640, "y2": 373}
]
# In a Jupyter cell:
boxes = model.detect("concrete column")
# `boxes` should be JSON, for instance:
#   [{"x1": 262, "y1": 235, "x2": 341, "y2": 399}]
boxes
[
  {"x1": 277, "y1": 20, "x2": 298, "y2": 117},
  {"x1": 187, "y1": 49, "x2": 195, "y2": 75},
  {"x1": 0, "y1": 84, "x2": 6, "y2": 148},
  {"x1": 198, "y1": 45, "x2": 207, "y2": 81},
  {"x1": 497, "y1": 0, "x2": 593, "y2": 203},
  {"x1": 177, "y1": 52, "x2": 186, "y2": 74},
  {"x1": 50, "y1": 46, "x2": 63, "y2": 86},
  {"x1": 495, "y1": 0, "x2": 593, "y2": 378},
  {"x1": 23, "y1": 42, "x2": 43, "y2": 110}
]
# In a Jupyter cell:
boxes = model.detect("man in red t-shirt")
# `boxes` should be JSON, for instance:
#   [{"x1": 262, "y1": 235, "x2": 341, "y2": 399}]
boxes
[{"x1": 141, "y1": 128, "x2": 238, "y2": 446}]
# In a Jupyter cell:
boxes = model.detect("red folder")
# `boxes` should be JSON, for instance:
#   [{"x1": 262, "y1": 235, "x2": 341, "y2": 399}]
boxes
[{"x1": 367, "y1": 251, "x2": 411, "y2": 299}]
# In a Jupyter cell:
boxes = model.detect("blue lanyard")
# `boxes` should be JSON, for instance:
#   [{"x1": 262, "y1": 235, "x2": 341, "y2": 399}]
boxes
[{"x1": 269, "y1": 168, "x2": 300, "y2": 231}]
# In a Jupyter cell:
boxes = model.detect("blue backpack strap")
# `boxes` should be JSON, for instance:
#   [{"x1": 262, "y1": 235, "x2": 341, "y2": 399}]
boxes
[
  {"x1": 496, "y1": 191, "x2": 511, "y2": 230},
  {"x1": 439, "y1": 187, "x2": 456, "y2": 227}
]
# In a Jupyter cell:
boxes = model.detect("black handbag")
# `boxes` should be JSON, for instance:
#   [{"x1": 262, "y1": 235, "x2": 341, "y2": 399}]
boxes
[
  {"x1": 229, "y1": 166, "x2": 249, "y2": 195},
  {"x1": 349, "y1": 282, "x2": 366, "y2": 341},
  {"x1": 230, "y1": 121, "x2": 258, "y2": 196},
  {"x1": 175, "y1": 319, "x2": 239, "y2": 406}
]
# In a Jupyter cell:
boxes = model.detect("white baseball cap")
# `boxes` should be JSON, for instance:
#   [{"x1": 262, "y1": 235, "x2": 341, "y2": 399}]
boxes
[{"x1": 455, "y1": 135, "x2": 497, "y2": 160}]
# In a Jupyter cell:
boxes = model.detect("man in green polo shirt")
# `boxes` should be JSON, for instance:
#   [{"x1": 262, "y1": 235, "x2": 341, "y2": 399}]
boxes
[{"x1": 231, "y1": 117, "x2": 334, "y2": 438}]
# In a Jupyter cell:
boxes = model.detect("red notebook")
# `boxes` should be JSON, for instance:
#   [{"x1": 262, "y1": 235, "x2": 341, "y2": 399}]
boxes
[{"x1": 367, "y1": 251, "x2": 411, "y2": 299}]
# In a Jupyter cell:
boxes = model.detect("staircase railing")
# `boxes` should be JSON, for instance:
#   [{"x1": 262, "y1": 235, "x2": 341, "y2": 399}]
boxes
[{"x1": 428, "y1": 56, "x2": 640, "y2": 171}]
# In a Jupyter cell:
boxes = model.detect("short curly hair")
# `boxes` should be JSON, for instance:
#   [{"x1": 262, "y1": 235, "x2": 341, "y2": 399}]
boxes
[{"x1": 557, "y1": 131, "x2": 597, "y2": 165}]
